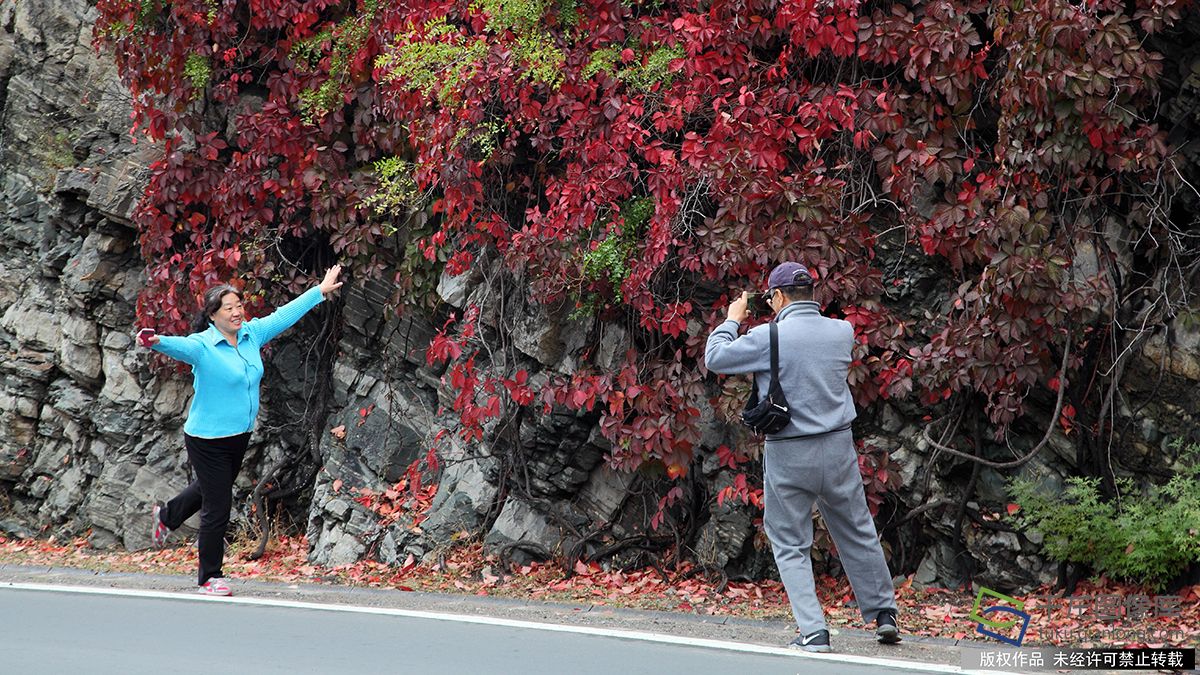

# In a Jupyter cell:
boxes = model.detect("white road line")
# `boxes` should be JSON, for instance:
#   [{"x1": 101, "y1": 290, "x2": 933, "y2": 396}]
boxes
[{"x1": 2, "y1": 582, "x2": 1011, "y2": 674}]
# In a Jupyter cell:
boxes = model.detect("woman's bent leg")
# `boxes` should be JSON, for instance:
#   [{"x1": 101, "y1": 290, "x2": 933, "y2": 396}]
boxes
[{"x1": 160, "y1": 479, "x2": 202, "y2": 531}]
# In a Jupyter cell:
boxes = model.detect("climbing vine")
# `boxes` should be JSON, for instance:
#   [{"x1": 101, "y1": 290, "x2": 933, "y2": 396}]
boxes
[{"x1": 95, "y1": 0, "x2": 1197, "y2": 507}]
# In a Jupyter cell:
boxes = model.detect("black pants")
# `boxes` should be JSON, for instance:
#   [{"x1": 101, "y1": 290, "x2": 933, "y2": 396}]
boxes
[{"x1": 158, "y1": 432, "x2": 250, "y2": 585}]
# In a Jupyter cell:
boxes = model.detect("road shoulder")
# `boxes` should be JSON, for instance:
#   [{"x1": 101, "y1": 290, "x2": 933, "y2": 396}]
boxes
[{"x1": 0, "y1": 562, "x2": 999, "y2": 671}]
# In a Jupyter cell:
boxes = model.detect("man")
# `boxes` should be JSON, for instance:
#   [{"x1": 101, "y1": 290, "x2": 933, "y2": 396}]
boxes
[{"x1": 704, "y1": 261, "x2": 900, "y2": 652}]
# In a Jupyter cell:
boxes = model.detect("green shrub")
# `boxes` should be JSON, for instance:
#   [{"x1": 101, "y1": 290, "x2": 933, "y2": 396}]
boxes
[
  {"x1": 363, "y1": 156, "x2": 420, "y2": 217},
  {"x1": 1008, "y1": 442, "x2": 1200, "y2": 590},
  {"x1": 583, "y1": 43, "x2": 684, "y2": 91},
  {"x1": 581, "y1": 197, "x2": 654, "y2": 293},
  {"x1": 183, "y1": 54, "x2": 211, "y2": 96}
]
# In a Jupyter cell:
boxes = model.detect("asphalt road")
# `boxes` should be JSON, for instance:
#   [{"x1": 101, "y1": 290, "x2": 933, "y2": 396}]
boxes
[{"x1": 0, "y1": 586, "x2": 948, "y2": 675}]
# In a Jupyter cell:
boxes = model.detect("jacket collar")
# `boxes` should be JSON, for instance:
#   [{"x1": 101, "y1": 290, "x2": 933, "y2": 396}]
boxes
[
  {"x1": 776, "y1": 301, "x2": 821, "y2": 322},
  {"x1": 203, "y1": 323, "x2": 249, "y2": 346}
]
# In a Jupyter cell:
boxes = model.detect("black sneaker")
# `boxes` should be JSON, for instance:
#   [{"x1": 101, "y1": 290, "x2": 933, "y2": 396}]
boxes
[
  {"x1": 788, "y1": 629, "x2": 831, "y2": 653},
  {"x1": 875, "y1": 610, "x2": 901, "y2": 644}
]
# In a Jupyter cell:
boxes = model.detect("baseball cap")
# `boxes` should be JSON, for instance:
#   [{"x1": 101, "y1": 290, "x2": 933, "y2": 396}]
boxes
[{"x1": 766, "y1": 261, "x2": 813, "y2": 291}]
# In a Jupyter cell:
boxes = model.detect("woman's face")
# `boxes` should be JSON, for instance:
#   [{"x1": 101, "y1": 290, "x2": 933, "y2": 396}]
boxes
[{"x1": 209, "y1": 292, "x2": 244, "y2": 336}]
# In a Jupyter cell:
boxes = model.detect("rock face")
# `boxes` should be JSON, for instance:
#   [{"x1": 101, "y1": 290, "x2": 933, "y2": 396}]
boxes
[
  {"x1": 2, "y1": 0, "x2": 1198, "y2": 597},
  {"x1": 0, "y1": 0, "x2": 185, "y2": 550},
  {"x1": 0, "y1": 1, "x2": 301, "y2": 553}
]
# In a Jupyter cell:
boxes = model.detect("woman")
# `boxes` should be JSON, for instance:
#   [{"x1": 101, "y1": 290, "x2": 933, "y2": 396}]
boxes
[{"x1": 139, "y1": 265, "x2": 343, "y2": 596}]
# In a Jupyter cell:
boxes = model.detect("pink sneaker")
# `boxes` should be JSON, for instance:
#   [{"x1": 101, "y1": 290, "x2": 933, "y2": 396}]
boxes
[
  {"x1": 198, "y1": 578, "x2": 232, "y2": 596},
  {"x1": 150, "y1": 504, "x2": 170, "y2": 548}
]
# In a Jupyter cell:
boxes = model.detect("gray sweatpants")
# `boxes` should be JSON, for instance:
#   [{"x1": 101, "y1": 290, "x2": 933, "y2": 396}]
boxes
[{"x1": 763, "y1": 428, "x2": 897, "y2": 633}]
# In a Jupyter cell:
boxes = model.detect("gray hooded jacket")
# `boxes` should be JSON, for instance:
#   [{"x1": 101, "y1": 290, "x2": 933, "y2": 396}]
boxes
[{"x1": 705, "y1": 301, "x2": 857, "y2": 439}]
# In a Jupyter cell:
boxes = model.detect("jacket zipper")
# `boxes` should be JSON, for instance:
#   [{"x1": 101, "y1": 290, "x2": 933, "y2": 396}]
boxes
[{"x1": 234, "y1": 340, "x2": 254, "y2": 430}]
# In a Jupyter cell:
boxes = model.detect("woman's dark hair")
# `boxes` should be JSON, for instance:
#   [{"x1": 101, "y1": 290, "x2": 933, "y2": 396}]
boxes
[{"x1": 190, "y1": 284, "x2": 242, "y2": 333}]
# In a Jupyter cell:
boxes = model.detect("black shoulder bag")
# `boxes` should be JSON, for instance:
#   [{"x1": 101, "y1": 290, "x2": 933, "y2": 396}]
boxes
[{"x1": 740, "y1": 321, "x2": 792, "y2": 435}]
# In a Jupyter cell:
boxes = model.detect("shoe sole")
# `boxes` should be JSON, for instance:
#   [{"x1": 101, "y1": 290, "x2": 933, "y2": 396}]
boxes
[
  {"x1": 787, "y1": 643, "x2": 832, "y2": 653},
  {"x1": 876, "y1": 625, "x2": 901, "y2": 644},
  {"x1": 803, "y1": 645, "x2": 832, "y2": 653}
]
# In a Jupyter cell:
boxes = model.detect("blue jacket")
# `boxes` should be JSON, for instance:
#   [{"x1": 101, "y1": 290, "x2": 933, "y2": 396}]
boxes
[
  {"x1": 705, "y1": 301, "x2": 857, "y2": 438},
  {"x1": 152, "y1": 286, "x2": 325, "y2": 438}
]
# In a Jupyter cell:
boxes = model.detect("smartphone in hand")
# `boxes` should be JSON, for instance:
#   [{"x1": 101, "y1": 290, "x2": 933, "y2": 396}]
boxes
[
  {"x1": 136, "y1": 328, "x2": 156, "y2": 347},
  {"x1": 745, "y1": 292, "x2": 763, "y2": 314}
]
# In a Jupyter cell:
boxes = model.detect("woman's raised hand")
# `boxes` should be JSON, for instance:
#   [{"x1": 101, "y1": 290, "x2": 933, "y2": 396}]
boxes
[{"x1": 319, "y1": 264, "x2": 344, "y2": 297}]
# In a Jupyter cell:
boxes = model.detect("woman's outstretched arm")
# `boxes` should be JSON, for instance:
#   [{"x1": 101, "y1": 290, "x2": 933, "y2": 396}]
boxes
[
  {"x1": 248, "y1": 265, "x2": 343, "y2": 345},
  {"x1": 144, "y1": 331, "x2": 204, "y2": 365}
]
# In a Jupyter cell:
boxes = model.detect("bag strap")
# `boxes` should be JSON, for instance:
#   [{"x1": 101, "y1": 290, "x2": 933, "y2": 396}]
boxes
[
  {"x1": 747, "y1": 321, "x2": 781, "y2": 406},
  {"x1": 769, "y1": 321, "x2": 780, "y2": 388}
]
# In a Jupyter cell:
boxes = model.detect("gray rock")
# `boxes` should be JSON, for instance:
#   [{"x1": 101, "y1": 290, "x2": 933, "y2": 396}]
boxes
[
  {"x1": 152, "y1": 379, "x2": 191, "y2": 419},
  {"x1": 878, "y1": 404, "x2": 904, "y2": 433},
  {"x1": 61, "y1": 232, "x2": 120, "y2": 297},
  {"x1": 59, "y1": 340, "x2": 103, "y2": 383},
  {"x1": 421, "y1": 453, "x2": 499, "y2": 541},
  {"x1": 40, "y1": 237, "x2": 81, "y2": 276},
  {"x1": 47, "y1": 378, "x2": 95, "y2": 418},
  {"x1": 375, "y1": 530, "x2": 399, "y2": 565},
  {"x1": 76, "y1": 458, "x2": 138, "y2": 537},
  {"x1": 962, "y1": 526, "x2": 1049, "y2": 592},
  {"x1": 1142, "y1": 319, "x2": 1200, "y2": 381},
  {"x1": 975, "y1": 468, "x2": 1010, "y2": 504},
  {"x1": 510, "y1": 300, "x2": 589, "y2": 366},
  {"x1": 91, "y1": 405, "x2": 144, "y2": 440},
  {"x1": 99, "y1": 339, "x2": 143, "y2": 405},
  {"x1": 0, "y1": 445, "x2": 33, "y2": 480},
  {"x1": 58, "y1": 146, "x2": 156, "y2": 224},
  {"x1": 315, "y1": 528, "x2": 367, "y2": 567},
  {"x1": 29, "y1": 436, "x2": 71, "y2": 476},
  {"x1": 61, "y1": 313, "x2": 99, "y2": 344},
  {"x1": 694, "y1": 508, "x2": 754, "y2": 569},
  {"x1": 0, "y1": 391, "x2": 40, "y2": 419},
  {"x1": 484, "y1": 498, "x2": 562, "y2": 555},
  {"x1": 0, "y1": 519, "x2": 37, "y2": 539},
  {"x1": 87, "y1": 527, "x2": 121, "y2": 550},
  {"x1": 518, "y1": 412, "x2": 604, "y2": 498},
  {"x1": 0, "y1": 295, "x2": 62, "y2": 352},
  {"x1": 577, "y1": 463, "x2": 635, "y2": 524},
  {"x1": 883, "y1": 440, "x2": 921, "y2": 489},
  {"x1": 1140, "y1": 417, "x2": 1160, "y2": 443},
  {"x1": 325, "y1": 498, "x2": 352, "y2": 520},
  {"x1": 913, "y1": 550, "x2": 938, "y2": 586},
  {"x1": 594, "y1": 324, "x2": 628, "y2": 371},
  {"x1": 436, "y1": 268, "x2": 475, "y2": 308},
  {"x1": 342, "y1": 405, "x2": 424, "y2": 484},
  {"x1": 28, "y1": 474, "x2": 53, "y2": 498},
  {"x1": 40, "y1": 464, "x2": 86, "y2": 520},
  {"x1": 0, "y1": 175, "x2": 48, "y2": 247}
]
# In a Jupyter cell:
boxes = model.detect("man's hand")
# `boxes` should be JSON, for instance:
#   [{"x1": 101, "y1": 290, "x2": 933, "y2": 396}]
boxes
[
  {"x1": 319, "y1": 264, "x2": 344, "y2": 297},
  {"x1": 727, "y1": 291, "x2": 750, "y2": 324}
]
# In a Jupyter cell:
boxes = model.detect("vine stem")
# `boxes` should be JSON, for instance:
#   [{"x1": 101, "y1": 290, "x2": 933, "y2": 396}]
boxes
[{"x1": 919, "y1": 332, "x2": 1072, "y2": 469}]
